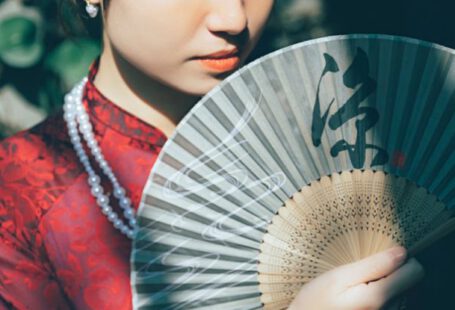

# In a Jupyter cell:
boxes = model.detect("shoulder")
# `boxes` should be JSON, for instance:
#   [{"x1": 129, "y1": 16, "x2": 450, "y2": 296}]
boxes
[
  {"x1": 0, "y1": 110, "x2": 84, "y2": 229},
  {"x1": 0, "y1": 110, "x2": 81, "y2": 183}
]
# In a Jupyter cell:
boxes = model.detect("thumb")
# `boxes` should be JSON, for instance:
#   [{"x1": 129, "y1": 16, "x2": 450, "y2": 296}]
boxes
[{"x1": 338, "y1": 246, "x2": 407, "y2": 286}]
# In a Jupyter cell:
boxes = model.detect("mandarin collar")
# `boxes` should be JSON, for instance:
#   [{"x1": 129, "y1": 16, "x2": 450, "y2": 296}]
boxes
[{"x1": 81, "y1": 57, "x2": 168, "y2": 148}]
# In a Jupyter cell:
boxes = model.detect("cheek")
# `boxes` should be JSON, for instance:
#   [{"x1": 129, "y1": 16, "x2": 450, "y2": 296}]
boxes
[
  {"x1": 104, "y1": 4, "x2": 216, "y2": 95},
  {"x1": 241, "y1": 1, "x2": 274, "y2": 50},
  {"x1": 247, "y1": 1, "x2": 274, "y2": 35},
  {"x1": 105, "y1": 1, "x2": 195, "y2": 64},
  {"x1": 107, "y1": 23, "x2": 179, "y2": 64}
]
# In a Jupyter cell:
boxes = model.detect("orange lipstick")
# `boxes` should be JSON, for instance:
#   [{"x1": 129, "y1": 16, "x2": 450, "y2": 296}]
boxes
[
  {"x1": 199, "y1": 56, "x2": 241, "y2": 72},
  {"x1": 196, "y1": 47, "x2": 241, "y2": 72}
]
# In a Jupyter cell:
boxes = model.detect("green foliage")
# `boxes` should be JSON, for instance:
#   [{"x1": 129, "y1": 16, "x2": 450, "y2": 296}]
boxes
[
  {"x1": 45, "y1": 38, "x2": 100, "y2": 89},
  {"x1": 0, "y1": 16, "x2": 43, "y2": 67},
  {"x1": 0, "y1": 0, "x2": 100, "y2": 117}
]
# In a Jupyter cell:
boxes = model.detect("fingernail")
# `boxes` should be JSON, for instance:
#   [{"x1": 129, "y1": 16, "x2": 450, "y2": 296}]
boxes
[{"x1": 389, "y1": 246, "x2": 407, "y2": 263}]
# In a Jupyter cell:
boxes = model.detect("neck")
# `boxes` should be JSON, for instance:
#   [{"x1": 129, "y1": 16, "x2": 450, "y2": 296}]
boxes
[{"x1": 92, "y1": 40, "x2": 201, "y2": 138}]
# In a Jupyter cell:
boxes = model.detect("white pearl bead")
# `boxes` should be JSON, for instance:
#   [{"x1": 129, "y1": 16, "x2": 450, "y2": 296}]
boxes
[
  {"x1": 129, "y1": 218, "x2": 137, "y2": 227},
  {"x1": 79, "y1": 113, "x2": 89, "y2": 122},
  {"x1": 64, "y1": 96, "x2": 74, "y2": 105},
  {"x1": 120, "y1": 226, "x2": 129, "y2": 234},
  {"x1": 97, "y1": 195, "x2": 109, "y2": 205},
  {"x1": 126, "y1": 230, "x2": 134, "y2": 239},
  {"x1": 88, "y1": 175, "x2": 100, "y2": 185},
  {"x1": 94, "y1": 153, "x2": 104, "y2": 162},
  {"x1": 76, "y1": 150, "x2": 85, "y2": 158},
  {"x1": 69, "y1": 128, "x2": 78, "y2": 137},
  {"x1": 85, "y1": 131, "x2": 95, "y2": 141},
  {"x1": 108, "y1": 212, "x2": 118, "y2": 221},
  {"x1": 101, "y1": 206, "x2": 112, "y2": 215},
  {"x1": 80, "y1": 157, "x2": 90, "y2": 166},
  {"x1": 120, "y1": 197, "x2": 131, "y2": 208},
  {"x1": 75, "y1": 105, "x2": 84, "y2": 113},
  {"x1": 113, "y1": 219, "x2": 122, "y2": 228},
  {"x1": 99, "y1": 160, "x2": 109, "y2": 170},
  {"x1": 91, "y1": 185, "x2": 103, "y2": 195},
  {"x1": 92, "y1": 148, "x2": 101, "y2": 157},
  {"x1": 87, "y1": 139, "x2": 97, "y2": 148},
  {"x1": 70, "y1": 136, "x2": 81, "y2": 144},
  {"x1": 113, "y1": 187, "x2": 125, "y2": 198},
  {"x1": 63, "y1": 112, "x2": 75, "y2": 122},
  {"x1": 66, "y1": 121, "x2": 77, "y2": 129},
  {"x1": 124, "y1": 208, "x2": 134, "y2": 218}
]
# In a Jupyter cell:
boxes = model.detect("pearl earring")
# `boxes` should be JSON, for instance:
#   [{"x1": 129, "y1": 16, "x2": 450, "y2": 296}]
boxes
[{"x1": 85, "y1": 0, "x2": 99, "y2": 18}]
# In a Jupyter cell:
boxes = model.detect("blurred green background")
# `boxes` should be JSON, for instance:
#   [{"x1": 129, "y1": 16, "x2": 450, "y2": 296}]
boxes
[{"x1": 1, "y1": 0, "x2": 455, "y2": 138}]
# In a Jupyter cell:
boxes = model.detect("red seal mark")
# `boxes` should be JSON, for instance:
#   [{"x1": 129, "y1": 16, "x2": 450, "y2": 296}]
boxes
[{"x1": 391, "y1": 151, "x2": 406, "y2": 168}]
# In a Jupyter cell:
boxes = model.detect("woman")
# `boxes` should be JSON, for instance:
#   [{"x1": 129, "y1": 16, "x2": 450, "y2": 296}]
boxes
[{"x1": 0, "y1": 1, "x2": 424, "y2": 309}]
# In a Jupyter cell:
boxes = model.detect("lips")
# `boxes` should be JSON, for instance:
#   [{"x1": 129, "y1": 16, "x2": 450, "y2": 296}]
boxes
[
  {"x1": 198, "y1": 47, "x2": 239, "y2": 59},
  {"x1": 198, "y1": 56, "x2": 241, "y2": 72},
  {"x1": 196, "y1": 48, "x2": 241, "y2": 72}
]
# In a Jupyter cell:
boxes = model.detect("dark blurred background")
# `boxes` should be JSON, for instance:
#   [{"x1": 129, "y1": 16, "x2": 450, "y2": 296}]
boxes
[{"x1": 1, "y1": 0, "x2": 455, "y2": 138}]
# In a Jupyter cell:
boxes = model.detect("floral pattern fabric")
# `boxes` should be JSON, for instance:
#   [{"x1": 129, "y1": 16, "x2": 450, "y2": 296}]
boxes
[{"x1": 0, "y1": 58, "x2": 167, "y2": 309}]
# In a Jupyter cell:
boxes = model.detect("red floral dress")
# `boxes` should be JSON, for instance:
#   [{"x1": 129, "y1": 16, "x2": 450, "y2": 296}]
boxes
[{"x1": 0, "y1": 58, "x2": 167, "y2": 309}]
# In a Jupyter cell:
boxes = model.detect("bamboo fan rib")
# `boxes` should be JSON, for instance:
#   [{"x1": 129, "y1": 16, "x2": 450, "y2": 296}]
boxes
[
  {"x1": 131, "y1": 34, "x2": 455, "y2": 310},
  {"x1": 258, "y1": 169, "x2": 446, "y2": 307}
]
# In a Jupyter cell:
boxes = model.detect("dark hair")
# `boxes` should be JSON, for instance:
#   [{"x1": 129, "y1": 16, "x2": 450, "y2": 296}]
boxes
[{"x1": 58, "y1": 0, "x2": 109, "y2": 38}]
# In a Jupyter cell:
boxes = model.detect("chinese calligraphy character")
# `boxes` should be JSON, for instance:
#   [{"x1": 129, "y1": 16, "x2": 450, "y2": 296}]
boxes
[{"x1": 311, "y1": 48, "x2": 389, "y2": 168}]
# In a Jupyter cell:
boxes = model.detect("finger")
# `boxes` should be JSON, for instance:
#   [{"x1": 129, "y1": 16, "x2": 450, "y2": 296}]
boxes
[
  {"x1": 339, "y1": 259, "x2": 420, "y2": 310},
  {"x1": 338, "y1": 246, "x2": 407, "y2": 286},
  {"x1": 368, "y1": 258, "x2": 425, "y2": 302}
]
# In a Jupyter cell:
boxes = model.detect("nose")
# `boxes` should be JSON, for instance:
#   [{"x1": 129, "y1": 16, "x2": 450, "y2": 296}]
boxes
[{"x1": 206, "y1": 0, "x2": 248, "y2": 35}]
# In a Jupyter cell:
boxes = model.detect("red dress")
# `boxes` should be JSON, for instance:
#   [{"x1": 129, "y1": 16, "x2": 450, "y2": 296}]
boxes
[{"x1": 0, "y1": 58, "x2": 167, "y2": 309}]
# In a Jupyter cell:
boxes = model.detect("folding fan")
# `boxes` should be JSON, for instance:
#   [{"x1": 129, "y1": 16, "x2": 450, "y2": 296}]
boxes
[{"x1": 130, "y1": 34, "x2": 455, "y2": 310}]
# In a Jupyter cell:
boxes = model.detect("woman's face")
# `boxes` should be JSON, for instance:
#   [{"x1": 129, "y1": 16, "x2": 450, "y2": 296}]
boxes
[{"x1": 100, "y1": 0, "x2": 275, "y2": 96}]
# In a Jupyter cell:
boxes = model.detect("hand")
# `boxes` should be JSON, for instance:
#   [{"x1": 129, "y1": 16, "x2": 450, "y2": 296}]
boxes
[{"x1": 287, "y1": 246, "x2": 424, "y2": 310}]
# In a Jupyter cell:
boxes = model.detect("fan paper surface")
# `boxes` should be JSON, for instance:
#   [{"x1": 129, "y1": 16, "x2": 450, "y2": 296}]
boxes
[{"x1": 130, "y1": 34, "x2": 455, "y2": 309}]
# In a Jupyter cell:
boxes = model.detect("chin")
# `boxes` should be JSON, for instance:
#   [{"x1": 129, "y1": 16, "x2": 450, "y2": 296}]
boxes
[{"x1": 177, "y1": 77, "x2": 225, "y2": 97}]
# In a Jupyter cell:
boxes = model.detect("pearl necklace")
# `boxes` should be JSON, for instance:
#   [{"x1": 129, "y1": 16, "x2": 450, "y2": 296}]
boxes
[{"x1": 63, "y1": 77, "x2": 137, "y2": 239}]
